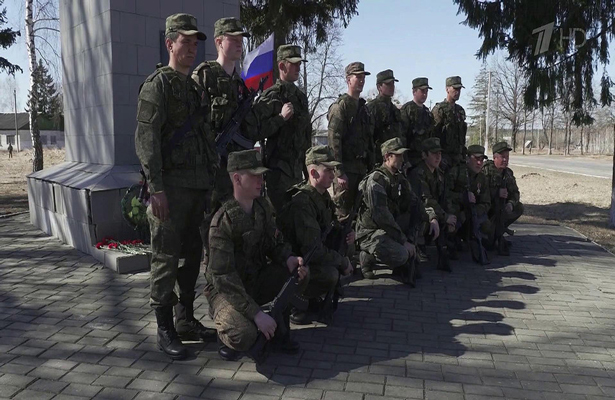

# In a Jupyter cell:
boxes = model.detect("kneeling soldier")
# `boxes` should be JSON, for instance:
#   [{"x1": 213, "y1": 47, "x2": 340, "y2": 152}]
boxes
[
  {"x1": 357, "y1": 138, "x2": 437, "y2": 284},
  {"x1": 446, "y1": 145, "x2": 491, "y2": 256},
  {"x1": 483, "y1": 141, "x2": 524, "y2": 255},
  {"x1": 278, "y1": 146, "x2": 354, "y2": 325},
  {"x1": 204, "y1": 150, "x2": 308, "y2": 361}
]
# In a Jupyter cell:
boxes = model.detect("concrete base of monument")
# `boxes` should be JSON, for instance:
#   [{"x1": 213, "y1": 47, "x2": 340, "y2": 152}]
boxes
[{"x1": 27, "y1": 161, "x2": 151, "y2": 274}]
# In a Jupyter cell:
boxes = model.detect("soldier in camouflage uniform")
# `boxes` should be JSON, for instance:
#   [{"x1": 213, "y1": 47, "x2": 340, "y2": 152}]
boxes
[
  {"x1": 400, "y1": 77, "x2": 435, "y2": 169},
  {"x1": 446, "y1": 144, "x2": 492, "y2": 254},
  {"x1": 356, "y1": 138, "x2": 437, "y2": 283},
  {"x1": 431, "y1": 76, "x2": 468, "y2": 172},
  {"x1": 483, "y1": 141, "x2": 524, "y2": 255},
  {"x1": 205, "y1": 150, "x2": 308, "y2": 361},
  {"x1": 253, "y1": 44, "x2": 312, "y2": 214},
  {"x1": 328, "y1": 62, "x2": 375, "y2": 222},
  {"x1": 278, "y1": 146, "x2": 354, "y2": 325},
  {"x1": 192, "y1": 17, "x2": 255, "y2": 209},
  {"x1": 366, "y1": 69, "x2": 402, "y2": 165},
  {"x1": 135, "y1": 14, "x2": 217, "y2": 360},
  {"x1": 410, "y1": 138, "x2": 457, "y2": 268}
]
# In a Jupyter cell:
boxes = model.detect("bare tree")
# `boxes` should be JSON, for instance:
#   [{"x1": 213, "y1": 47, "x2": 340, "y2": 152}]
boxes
[
  {"x1": 493, "y1": 58, "x2": 525, "y2": 151},
  {"x1": 25, "y1": 0, "x2": 60, "y2": 172},
  {"x1": 296, "y1": 24, "x2": 345, "y2": 130}
]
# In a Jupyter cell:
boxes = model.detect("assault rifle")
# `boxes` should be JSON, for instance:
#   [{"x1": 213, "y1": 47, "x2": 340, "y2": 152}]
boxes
[{"x1": 464, "y1": 168, "x2": 490, "y2": 265}]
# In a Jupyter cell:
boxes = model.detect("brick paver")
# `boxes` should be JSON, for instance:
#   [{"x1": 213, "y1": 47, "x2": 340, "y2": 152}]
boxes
[{"x1": 2, "y1": 214, "x2": 615, "y2": 399}]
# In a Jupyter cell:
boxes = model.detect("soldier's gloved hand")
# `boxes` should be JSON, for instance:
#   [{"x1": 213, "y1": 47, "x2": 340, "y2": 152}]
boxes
[
  {"x1": 429, "y1": 218, "x2": 440, "y2": 241},
  {"x1": 467, "y1": 192, "x2": 476, "y2": 204},
  {"x1": 446, "y1": 214, "x2": 457, "y2": 227},
  {"x1": 404, "y1": 242, "x2": 416, "y2": 258},
  {"x1": 346, "y1": 230, "x2": 355, "y2": 244},
  {"x1": 499, "y1": 188, "x2": 508, "y2": 199},
  {"x1": 280, "y1": 102, "x2": 294, "y2": 121},
  {"x1": 254, "y1": 311, "x2": 277, "y2": 340},
  {"x1": 150, "y1": 191, "x2": 170, "y2": 222},
  {"x1": 505, "y1": 203, "x2": 513, "y2": 214},
  {"x1": 287, "y1": 256, "x2": 308, "y2": 281},
  {"x1": 337, "y1": 174, "x2": 349, "y2": 190},
  {"x1": 341, "y1": 257, "x2": 353, "y2": 276}
]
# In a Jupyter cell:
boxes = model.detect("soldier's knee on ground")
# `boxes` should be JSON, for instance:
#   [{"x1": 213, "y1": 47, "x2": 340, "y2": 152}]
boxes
[
  {"x1": 214, "y1": 303, "x2": 259, "y2": 352},
  {"x1": 374, "y1": 244, "x2": 408, "y2": 268}
]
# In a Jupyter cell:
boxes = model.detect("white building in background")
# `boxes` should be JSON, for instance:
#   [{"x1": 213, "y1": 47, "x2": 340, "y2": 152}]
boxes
[{"x1": 0, "y1": 112, "x2": 65, "y2": 150}]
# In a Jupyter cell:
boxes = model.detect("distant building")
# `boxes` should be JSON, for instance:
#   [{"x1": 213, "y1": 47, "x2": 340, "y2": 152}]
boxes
[
  {"x1": 313, "y1": 129, "x2": 328, "y2": 146},
  {"x1": 0, "y1": 112, "x2": 65, "y2": 151}
]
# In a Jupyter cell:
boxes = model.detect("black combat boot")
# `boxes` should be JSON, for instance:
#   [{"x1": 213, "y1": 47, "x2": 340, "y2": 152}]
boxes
[
  {"x1": 289, "y1": 307, "x2": 310, "y2": 325},
  {"x1": 155, "y1": 307, "x2": 187, "y2": 360},
  {"x1": 175, "y1": 296, "x2": 217, "y2": 342},
  {"x1": 360, "y1": 251, "x2": 377, "y2": 280},
  {"x1": 217, "y1": 335, "x2": 240, "y2": 361}
]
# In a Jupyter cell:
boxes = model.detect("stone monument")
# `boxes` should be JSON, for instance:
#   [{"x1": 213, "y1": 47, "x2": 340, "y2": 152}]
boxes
[{"x1": 27, "y1": 0, "x2": 239, "y2": 272}]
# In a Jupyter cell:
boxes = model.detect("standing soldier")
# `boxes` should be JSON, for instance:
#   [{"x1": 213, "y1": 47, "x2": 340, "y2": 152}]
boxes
[
  {"x1": 356, "y1": 138, "x2": 438, "y2": 284},
  {"x1": 446, "y1": 144, "x2": 491, "y2": 258},
  {"x1": 366, "y1": 69, "x2": 402, "y2": 164},
  {"x1": 192, "y1": 17, "x2": 254, "y2": 208},
  {"x1": 432, "y1": 76, "x2": 467, "y2": 172},
  {"x1": 400, "y1": 77, "x2": 434, "y2": 169},
  {"x1": 328, "y1": 62, "x2": 375, "y2": 222},
  {"x1": 7, "y1": 142, "x2": 13, "y2": 158},
  {"x1": 278, "y1": 146, "x2": 354, "y2": 325},
  {"x1": 135, "y1": 13, "x2": 217, "y2": 360},
  {"x1": 205, "y1": 150, "x2": 307, "y2": 361},
  {"x1": 483, "y1": 141, "x2": 524, "y2": 255},
  {"x1": 253, "y1": 44, "x2": 312, "y2": 214}
]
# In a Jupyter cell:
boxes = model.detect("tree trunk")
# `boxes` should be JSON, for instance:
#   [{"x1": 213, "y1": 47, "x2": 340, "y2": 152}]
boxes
[
  {"x1": 580, "y1": 125, "x2": 584, "y2": 155},
  {"x1": 512, "y1": 124, "x2": 517, "y2": 152},
  {"x1": 522, "y1": 118, "x2": 527, "y2": 155},
  {"x1": 26, "y1": 0, "x2": 43, "y2": 172},
  {"x1": 610, "y1": 124, "x2": 615, "y2": 228},
  {"x1": 586, "y1": 127, "x2": 591, "y2": 154},
  {"x1": 549, "y1": 114, "x2": 554, "y2": 155}
]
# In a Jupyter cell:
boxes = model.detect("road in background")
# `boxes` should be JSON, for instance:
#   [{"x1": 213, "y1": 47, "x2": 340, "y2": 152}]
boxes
[{"x1": 512, "y1": 154, "x2": 612, "y2": 179}]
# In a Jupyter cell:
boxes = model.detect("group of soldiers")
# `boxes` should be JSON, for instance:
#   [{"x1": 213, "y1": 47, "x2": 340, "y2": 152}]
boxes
[{"x1": 135, "y1": 12, "x2": 525, "y2": 364}]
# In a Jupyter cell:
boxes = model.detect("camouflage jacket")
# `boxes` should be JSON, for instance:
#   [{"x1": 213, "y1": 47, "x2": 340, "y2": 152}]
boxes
[
  {"x1": 366, "y1": 94, "x2": 402, "y2": 161},
  {"x1": 277, "y1": 183, "x2": 345, "y2": 271},
  {"x1": 327, "y1": 94, "x2": 375, "y2": 177},
  {"x1": 410, "y1": 160, "x2": 448, "y2": 223},
  {"x1": 446, "y1": 163, "x2": 491, "y2": 217},
  {"x1": 357, "y1": 165, "x2": 432, "y2": 245},
  {"x1": 205, "y1": 197, "x2": 292, "y2": 320},
  {"x1": 135, "y1": 66, "x2": 216, "y2": 193},
  {"x1": 482, "y1": 160, "x2": 521, "y2": 208},
  {"x1": 253, "y1": 80, "x2": 312, "y2": 179},
  {"x1": 400, "y1": 100, "x2": 434, "y2": 160},
  {"x1": 192, "y1": 61, "x2": 257, "y2": 151},
  {"x1": 431, "y1": 99, "x2": 467, "y2": 157}
]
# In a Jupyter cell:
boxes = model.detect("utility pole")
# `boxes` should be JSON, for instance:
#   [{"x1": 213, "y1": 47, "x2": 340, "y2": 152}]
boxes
[
  {"x1": 13, "y1": 88, "x2": 19, "y2": 152},
  {"x1": 485, "y1": 71, "x2": 492, "y2": 151}
]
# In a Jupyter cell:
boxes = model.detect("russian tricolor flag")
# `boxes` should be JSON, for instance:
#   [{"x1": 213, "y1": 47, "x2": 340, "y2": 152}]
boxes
[{"x1": 241, "y1": 33, "x2": 275, "y2": 91}]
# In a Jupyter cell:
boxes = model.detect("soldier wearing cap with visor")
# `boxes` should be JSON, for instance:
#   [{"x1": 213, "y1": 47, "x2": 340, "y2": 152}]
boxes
[
  {"x1": 367, "y1": 69, "x2": 402, "y2": 164},
  {"x1": 400, "y1": 77, "x2": 435, "y2": 170},
  {"x1": 432, "y1": 76, "x2": 468, "y2": 172}
]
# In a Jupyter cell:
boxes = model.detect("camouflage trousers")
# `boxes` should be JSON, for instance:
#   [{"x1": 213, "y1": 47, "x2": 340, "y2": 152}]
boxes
[
  {"x1": 488, "y1": 201, "x2": 524, "y2": 240},
  {"x1": 147, "y1": 185, "x2": 208, "y2": 308},
  {"x1": 441, "y1": 153, "x2": 463, "y2": 173},
  {"x1": 357, "y1": 229, "x2": 409, "y2": 268},
  {"x1": 211, "y1": 158, "x2": 234, "y2": 212},
  {"x1": 451, "y1": 209, "x2": 492, "y2": 241},
  {"x1": 208, "y1": 263, "x2": 309, "y2": 352},
  {"x1": 303, "y1": 263, "x2": 339, "y2": 299},
  {"x1": 265, "y1": 161, "x2": 304, "y2": 215},
  {"x1": 332, "y1": 172, "x2": 364, "y2": 222}
]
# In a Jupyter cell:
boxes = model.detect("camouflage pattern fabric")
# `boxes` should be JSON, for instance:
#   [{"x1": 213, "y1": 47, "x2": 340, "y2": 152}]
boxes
[
  {"x1": 278, "y1": 183, "x2": 345, "y2": 299},
  {"x1": 431, "y1": 99, "x2": 467, "y2": 170},
  {"x1": 446, "y1": 163, "x2": 492, "y2": 235},
  {"x1": 483, "y1": 160, "x2": 524, "y2": 228},
  {"x1": 400, "y1": 100, "x2": 435, "y2": 167},
  {"x1": 204, "y1": 197, "x2": 308, "y2": 351},
  {"x1": 410, "y1": 160, "x2": 448, "y2": 224},
  {"x1": 253, "y1": 80, "x2": 312, "y2": 213},
  {"x1": 366, "y1": 94, "x2": 402, "y2": 164}
]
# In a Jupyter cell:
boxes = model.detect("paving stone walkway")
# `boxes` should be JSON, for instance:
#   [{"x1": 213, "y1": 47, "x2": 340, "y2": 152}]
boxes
[{"x1": 1, "y1": 214, "x2": 615, "y2": 399}]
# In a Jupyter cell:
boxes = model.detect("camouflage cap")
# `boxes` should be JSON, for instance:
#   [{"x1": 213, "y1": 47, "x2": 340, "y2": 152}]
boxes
[
  {"x1": 376, "y1": 69, "x2": 398, "y2": 84},
  {"x1": 467, "y1": 144, "x2": 488, "y2": 160},
  {"x1": 412, "y1": 77, "x2": 432, "y2": 90},
  {"x1": 214, "y1": 17, "x2": 250, "y2": 38},
  {"x1": 227, "y1": 149, "x2": 269, "y2": 174},
  {"x1": 445, "y1": 76, "x2": 465, "y2": 89},
  {"x1": 165, "y1": 13, "x2": 206, "y2": 41},
  {"x1": 277, "y1": 44, "x2": 306, "y2": 63},
  {"x1": 305, "y1": 145, "x2": 341, "y2": 168},
  {"x1": 345, "y1": 62, "x2": 370, "y2": 76},
  {"x1": 422, "y1": 137, "x2": 442, "y2": 153},
  {"x1": 492, "y1": 141, "x2": 513, "y2": 154},
  {"x1": 381, "y1": 137, "x2": 410, "y2": 156}
]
